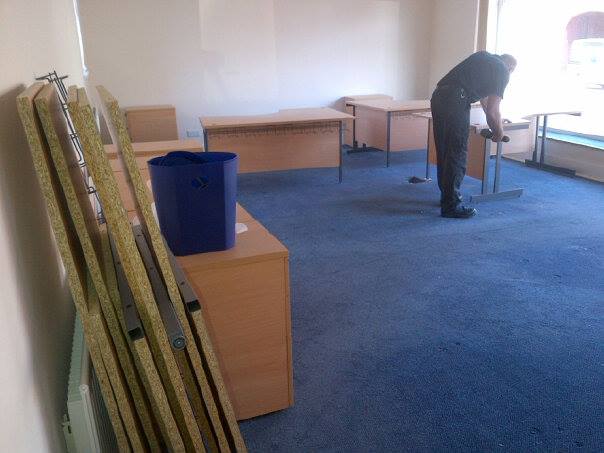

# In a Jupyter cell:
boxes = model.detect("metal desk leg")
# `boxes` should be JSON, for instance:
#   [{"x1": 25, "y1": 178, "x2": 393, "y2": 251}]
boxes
[
  {"x1": 531, "y1": 115, "x2": 540, "y2": 162},
  {"x1": 409, "y1": 120, "x2": 432, "y2": 184},
  {"x1": 386, "y1": 111, "x2": 391, "y2": 167},
  {"x1": 203, "y1": 129, "x2": 209, "y2": 152},
  {"x1": 539, "y1": 114, "x2": 548, "y2": 165},
  {"x1": 493, "y1": 141, "x2": 503, "y2": 193},
  {"x1": 525, "y1": 114, "x2": 576, "y2": 176},
  {"x1": 425, "y1": 139, "x2": 431, "y2": 180},
  {"x1": 352, "y1": 105, "x2": 357, "y2": 148},
  {"x1": 481, "y1": 138, "x2": 491, "y2": 195},
  {"x1": 471, "y1": 136, "x2": 523, "y2": 203},
  {"x1": 339, "y1": 120, "x2": 343, "y2": 183},
  {"x1": 347, "y1": 104, "x2": 379, "y2": 155}
]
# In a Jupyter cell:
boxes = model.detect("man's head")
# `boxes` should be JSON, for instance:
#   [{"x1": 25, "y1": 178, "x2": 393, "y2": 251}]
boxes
[{"x1": 499, "y1": 54, "x2": 517, "y2": 73}]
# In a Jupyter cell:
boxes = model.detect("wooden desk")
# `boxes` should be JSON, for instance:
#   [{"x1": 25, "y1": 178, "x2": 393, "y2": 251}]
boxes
[
  {"x1": 177, "y1": 211, "x2": 293, "y2": 420},
  {"x1": 522, "y1": 109, "x2": 582, "y2": 176},
  {"x1": 348, "y1": 99, "x2": 431, "y2": 167},
  {"x1": 419, "y1": 112, "x2": 528, "y2": 202},
  {"x1": 105, "y1": 139, "x2": 203, "y2": 213},
  {"x1": 200, "y1": 108, "x2": 353, "y2": 181},
  {"x1": 124, "y1": 105, "x2": 178, "y2": 142},
  {"x1": 342, "y1": 94, "x2": 392, "y2": 147}
]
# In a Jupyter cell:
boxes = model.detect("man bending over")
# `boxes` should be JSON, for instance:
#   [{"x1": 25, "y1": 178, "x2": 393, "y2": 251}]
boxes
[{"x1": 431, "y1": 52, "x2": 517, "y2": 218}]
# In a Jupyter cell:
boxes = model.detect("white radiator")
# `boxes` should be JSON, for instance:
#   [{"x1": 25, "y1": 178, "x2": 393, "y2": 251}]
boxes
[{"x1": 62, "y1": 314, "x2": 118, "y2": 453}]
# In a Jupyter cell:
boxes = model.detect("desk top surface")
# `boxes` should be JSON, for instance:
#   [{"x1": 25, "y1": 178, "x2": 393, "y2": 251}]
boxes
[
  {"x1": 123, "y1": 104, "x2": 175, "y2": 112},
  {"x1": 522, "y1": 109, "x2": 582, "y2": 118},
  {"x1": 176, "y1": 219, "x2": 287, "y2": 271},
  {"x1": 104, "y1": 139, "x2": 203, "y2": 159},
  {"x1": 347, "y1": 99, "x2": 431, "y2": 112},
  {"x1": 343, "y1": 94, "x2": 393, "y2": 103},
  {"x1": 414, "y1": 111, "x2": 530, "y2": 132},
  {"x1": 200, "y1": 107, "x2": 353, "y2": 129}
]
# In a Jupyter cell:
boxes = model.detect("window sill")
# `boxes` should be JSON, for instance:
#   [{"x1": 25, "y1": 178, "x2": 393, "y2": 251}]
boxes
[{"x1": 543, "y1": 129, "x2": 604, "y2": 151}]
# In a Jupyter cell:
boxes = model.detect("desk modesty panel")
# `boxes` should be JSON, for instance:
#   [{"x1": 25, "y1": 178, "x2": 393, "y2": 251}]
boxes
[{"x1": 200, "y1": 108, "x2": 354, "y2": 174}]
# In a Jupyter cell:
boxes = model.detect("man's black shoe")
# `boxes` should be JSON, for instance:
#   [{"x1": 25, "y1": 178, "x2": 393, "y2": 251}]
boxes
[
  {"x1": 441, "y1": 195, "x2": 463, "y2": 206},
  {"x1": 441, "y1": 205, "x2": 477, "y2": 219}
]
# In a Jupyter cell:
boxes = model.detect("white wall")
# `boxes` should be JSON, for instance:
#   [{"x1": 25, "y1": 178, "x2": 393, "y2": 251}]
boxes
[
  {"x1": 0, "y1": 1, "x2": 82, "y2": 452},
  {"x1": 79, "y1": 0, "x2": 435, "y2": 137},
  {"x1": 428, "y1": 0, "x2": 479, "y2": 92},
  {"x1": 399, "y1": 0, "x2": 434, "y2": 99}
]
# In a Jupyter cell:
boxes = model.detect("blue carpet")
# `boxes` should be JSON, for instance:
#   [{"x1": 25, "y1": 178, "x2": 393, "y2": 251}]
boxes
[{"x1": 236, "y1": 150, "x2": 604, "y2": 453}]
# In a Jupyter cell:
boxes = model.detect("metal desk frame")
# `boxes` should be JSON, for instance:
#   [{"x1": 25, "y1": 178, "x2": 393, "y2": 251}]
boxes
[
  {"x1": 524, "y1": 113, "x2": 579, "y2": 176},
  {"x1": 470, "y1": 129, "x2": 524, "y2": 203}
]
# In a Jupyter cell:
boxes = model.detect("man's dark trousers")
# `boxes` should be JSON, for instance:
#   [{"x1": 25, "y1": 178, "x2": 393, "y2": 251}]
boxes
[{"x1": 430, "y1": 85, "x2": 471, "y2": 211}]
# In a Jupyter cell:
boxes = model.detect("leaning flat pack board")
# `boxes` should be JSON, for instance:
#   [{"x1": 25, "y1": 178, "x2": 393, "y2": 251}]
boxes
[
  {"x1": 97, "y1": 85, "x2": 246, "y2": 453},
  {"x1": 102, "y1": 224, "x2": 186, "y2": 452},
  {"x1": 34, "y1": 84, "x2": 169, "y2": 452},
  {"x1": 16, "y1": 83, "x2": 132, "y2": 453},
  {"x1": 67, "y1": 86, "x2": 206, "y2": 452}
]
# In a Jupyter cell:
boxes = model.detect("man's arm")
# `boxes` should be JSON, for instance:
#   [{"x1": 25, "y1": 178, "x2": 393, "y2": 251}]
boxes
[
  {"x1": 484, "y1": 95, "x2": 504, "y2": 142},
  {"x1": 483, "y1": 96, "x2": 511, "y2": 124}
]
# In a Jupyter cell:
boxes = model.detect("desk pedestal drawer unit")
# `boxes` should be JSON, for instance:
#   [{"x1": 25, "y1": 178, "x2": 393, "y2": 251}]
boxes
[
  {"x1": 124, "y1": 105, "x2": 178, "y2": 142},
  {"x1": 177, "y1": 212, "x2": 293, "y2": 420}
]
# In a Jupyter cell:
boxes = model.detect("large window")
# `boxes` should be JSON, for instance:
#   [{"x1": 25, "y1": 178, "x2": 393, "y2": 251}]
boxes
[{"x1": 492, "y1": 0, "x2": 604, "y2": 139}]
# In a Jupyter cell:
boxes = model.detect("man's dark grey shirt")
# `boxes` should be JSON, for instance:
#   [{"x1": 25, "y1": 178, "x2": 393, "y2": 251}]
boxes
[{"x1": 437, "y1": 51, "x2": 510, "y2": 103}]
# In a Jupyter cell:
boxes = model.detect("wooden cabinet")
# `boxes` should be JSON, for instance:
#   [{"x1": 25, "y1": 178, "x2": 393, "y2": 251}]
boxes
[
  {"x1": 176, "y1": 209, "x2": 293, "y2": 420},
  {"x1": 124, "y1": 105, "x2": 178, "y2": 142}
]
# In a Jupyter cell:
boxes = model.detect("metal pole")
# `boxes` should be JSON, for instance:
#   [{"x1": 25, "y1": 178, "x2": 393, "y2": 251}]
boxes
[
  {"x1": 386, "y1": 111, "x2": 391, "y2": 167},
  {"x1": 339, "y1": 121, "x2": 343, "y2": 183},
  {"x1": 352, "y1": 105, "x2": 357, "y2": 149},
  {"x1": 481, "y1": 134, "x2": 491, "y2": 195},
  {"x1": 493, "y1": 141, "x2": 503, "y2": 193},
  {"x1": 133, "y1": 225, "x2": 186, "y2": 351},
  {"x1": 425, "y1": 119, "x2": 431, "y2": 179},
  {"x1": 532, "y1": 115, "x2": 540, "y2": 162},
  {"x1": 203, "y1": 129, "x2": 209, "y2": 152},
  {"x1": 539, "y1": 114, "x2": 548, "y2": 166}
]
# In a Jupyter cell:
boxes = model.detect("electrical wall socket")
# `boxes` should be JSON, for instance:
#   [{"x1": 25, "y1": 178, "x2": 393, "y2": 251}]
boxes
[{"x1": 186, "y1": 129, "x2": 201, "y2": 137}]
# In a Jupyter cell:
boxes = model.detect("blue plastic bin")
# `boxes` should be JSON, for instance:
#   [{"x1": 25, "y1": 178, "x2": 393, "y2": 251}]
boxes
[{"x1": 148, "y1": 151, "x2": 238, "y2": 256}]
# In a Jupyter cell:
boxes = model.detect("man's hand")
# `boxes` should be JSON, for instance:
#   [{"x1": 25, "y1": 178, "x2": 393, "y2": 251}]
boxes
[
  {"x1": 485, "y1": 95, "x2": 504, "y2": 142},
  {"x1": 491, "y1": 129, "x2": 504, "y2": 142}
]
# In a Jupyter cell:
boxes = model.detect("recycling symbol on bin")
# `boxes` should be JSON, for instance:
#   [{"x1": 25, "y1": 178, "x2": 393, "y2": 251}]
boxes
[{"x1": 191, "y1": 176, "x2": 209, "y2": 189}]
